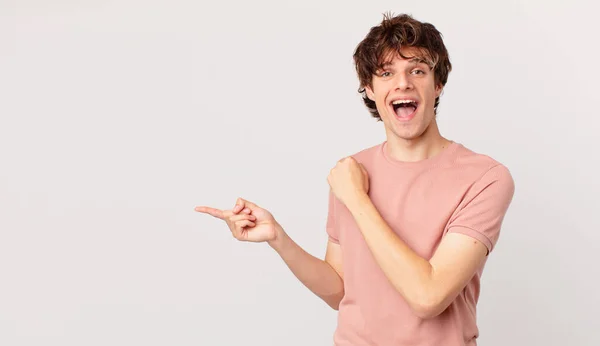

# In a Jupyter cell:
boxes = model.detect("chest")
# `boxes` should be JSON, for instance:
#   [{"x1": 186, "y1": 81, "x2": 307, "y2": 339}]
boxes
[{"x1": 337, "y1": 168, "x2": 468, "y2": 259}]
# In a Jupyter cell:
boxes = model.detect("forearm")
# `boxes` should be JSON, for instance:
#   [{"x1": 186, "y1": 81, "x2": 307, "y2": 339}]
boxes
[
  {"x1": 347, "y1": 196, "x2": 439, "y2": 316},
  {"x1": 268, "y1": 225, "x2": 344, "y2": 310}
]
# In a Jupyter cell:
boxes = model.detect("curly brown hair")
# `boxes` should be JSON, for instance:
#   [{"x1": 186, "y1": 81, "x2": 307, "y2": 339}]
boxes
[{"x1": 353, "y1": 13, "x2": 452, "y2": 120}]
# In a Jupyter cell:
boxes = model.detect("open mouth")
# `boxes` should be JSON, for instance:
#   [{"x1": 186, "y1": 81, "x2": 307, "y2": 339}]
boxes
[{"x1": 391, "y1": 99, "x2": 419, "y2": 119}]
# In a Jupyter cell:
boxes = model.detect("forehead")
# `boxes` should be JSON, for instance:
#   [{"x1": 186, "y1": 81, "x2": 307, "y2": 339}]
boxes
[{"x1": 379, "y1": 47, "x2": 431, "y2": 67}]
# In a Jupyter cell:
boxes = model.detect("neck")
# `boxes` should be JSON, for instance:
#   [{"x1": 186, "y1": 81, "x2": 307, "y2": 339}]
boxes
[{"x1": 385, "y1": 119, "x2": 453, "y2": 163}]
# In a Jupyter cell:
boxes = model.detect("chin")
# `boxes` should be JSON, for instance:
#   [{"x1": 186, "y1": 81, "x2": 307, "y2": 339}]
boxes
[
  {"x1": 390, "y1": 123, "x2": 429, "y2": 141},
  {"x1": 396, "y1": 132, "x2": 424, "y2": 141}
]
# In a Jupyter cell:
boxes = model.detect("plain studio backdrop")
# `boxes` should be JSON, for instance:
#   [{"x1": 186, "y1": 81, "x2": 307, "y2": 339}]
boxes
[{"x1": 1, "y1": 0, "x2": 598, "y2": 345}]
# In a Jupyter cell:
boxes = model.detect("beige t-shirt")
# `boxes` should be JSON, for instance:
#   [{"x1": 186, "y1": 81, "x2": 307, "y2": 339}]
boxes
[{"x1": 326, "y1": 140, "x2": 515, "y2": 346}]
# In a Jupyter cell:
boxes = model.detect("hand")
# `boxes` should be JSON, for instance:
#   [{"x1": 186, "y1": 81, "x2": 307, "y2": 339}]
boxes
[
  {"x1": 195, "y1": 197, "x2": 280, "y2": 243},
  {"x1": 327, "y1": 157, "x2": 369, "y2": 207}
]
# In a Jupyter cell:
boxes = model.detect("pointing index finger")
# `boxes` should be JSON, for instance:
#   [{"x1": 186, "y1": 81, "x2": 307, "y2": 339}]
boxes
[{"x1": 194, "y1": 206, "x2": 225, "y2": 220}]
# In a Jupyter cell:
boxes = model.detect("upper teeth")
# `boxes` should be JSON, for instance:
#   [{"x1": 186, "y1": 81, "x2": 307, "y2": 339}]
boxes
[{"x1": 392, "y1": 100, "x2": 416, "y2": 105}]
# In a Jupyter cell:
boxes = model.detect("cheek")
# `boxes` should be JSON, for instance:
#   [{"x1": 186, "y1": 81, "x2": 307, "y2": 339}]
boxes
[
  {"x1": 422, "y1": 87, "x2": 437, "y2": 106},
  {"x1": 374, "y1": 96, "x2": 387, "y2": 111}
]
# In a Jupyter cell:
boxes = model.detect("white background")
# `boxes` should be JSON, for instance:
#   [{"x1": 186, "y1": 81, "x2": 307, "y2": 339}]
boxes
[{"x1": 1, "y1": 0, "x2": 598, "y2": 345}]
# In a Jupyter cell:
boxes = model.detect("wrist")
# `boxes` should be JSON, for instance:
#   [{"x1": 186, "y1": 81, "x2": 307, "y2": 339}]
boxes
[
  {"x1": 346, "y1": 192, "x2": 371, "y2": 214},
  {"x1": 267, "y1": 222, "x2": 289, "y2": 252}
]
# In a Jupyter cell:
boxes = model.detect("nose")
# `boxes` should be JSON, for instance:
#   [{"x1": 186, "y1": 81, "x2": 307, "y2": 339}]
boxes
[{"x1": 394, "y1": 72, "x2": 413, "y2": 91}]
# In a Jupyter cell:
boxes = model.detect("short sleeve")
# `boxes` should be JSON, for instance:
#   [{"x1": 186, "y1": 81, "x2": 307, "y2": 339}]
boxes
[
  {"x1": 446, "y1": 164, "x2": 515, "y2": 254},
  {"x1": 326, "y1": 189, "x2": 340, "y2": 244}
]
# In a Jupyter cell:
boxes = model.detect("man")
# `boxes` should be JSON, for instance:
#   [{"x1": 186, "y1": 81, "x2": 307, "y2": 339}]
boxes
[{"x1": 196, "y1": 13, "x2": 515, "y2": 346}]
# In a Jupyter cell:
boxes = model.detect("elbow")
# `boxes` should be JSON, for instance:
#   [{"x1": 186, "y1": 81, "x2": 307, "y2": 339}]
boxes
[
  {"x1": 328, "y1": 301, "x2": 340, "y2": 311},
  {"x1": 413, "y1": 304, "x2": 444, "y2": 320},
  {"x1": 324, "y1": 290, "x2": 345, "y2": 311},
  {"x1": 410, "y1": 293, "x2": 448, "y2": 319}
]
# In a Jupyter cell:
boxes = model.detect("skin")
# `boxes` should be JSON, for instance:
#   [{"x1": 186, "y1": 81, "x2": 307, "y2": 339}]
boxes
[
  {"x1": 196, "y1": 46, "x2": 489, "y2": 318},
  {"x1": 196, "y1": 201, "x2": 345, "y2": 310}
]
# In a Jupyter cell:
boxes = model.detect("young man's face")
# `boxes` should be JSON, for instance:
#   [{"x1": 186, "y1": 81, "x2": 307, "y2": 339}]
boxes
[{"x1": 365, "y1": 47, "x2": 442, "y2": 142}]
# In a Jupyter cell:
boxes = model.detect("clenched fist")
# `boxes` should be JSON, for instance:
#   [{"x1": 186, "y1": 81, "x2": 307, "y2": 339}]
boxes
[{"x1": 327, "y1": 156, "x2": 370, "y2": 207}]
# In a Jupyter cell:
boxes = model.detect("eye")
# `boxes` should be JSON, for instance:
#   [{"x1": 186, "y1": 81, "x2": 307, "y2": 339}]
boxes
[
  {"x1": 411, "y1": 69, "x2": 425, "y2": 75},
  {"x1": 380, "y1": 71, "x2": 391, "y2": 77}
]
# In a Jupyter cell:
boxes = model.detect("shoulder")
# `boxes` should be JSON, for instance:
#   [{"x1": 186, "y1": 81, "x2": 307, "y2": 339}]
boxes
[
  {"x1": 346, "y1": 142, "x2": 383, "y2": 164},
  {"x1": 453, "y1": 143, "x2": 514, "y2": 183},
  {"x1": 451, "y1": 143, "x2": 515, "y2": 197}
]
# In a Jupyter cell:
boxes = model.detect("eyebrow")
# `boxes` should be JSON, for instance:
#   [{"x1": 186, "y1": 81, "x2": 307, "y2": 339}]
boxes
[
  {"x1": 409, "y1": 57, "x2": 429, "y2": 65},
  {"x1": 380, "y1": 57, "x2": 429, "y2": 69}
]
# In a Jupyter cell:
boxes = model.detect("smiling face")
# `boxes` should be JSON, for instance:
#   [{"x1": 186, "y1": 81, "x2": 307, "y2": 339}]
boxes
[{"x1": 364, "y1": 47, "x2": 442, "y2": 142}]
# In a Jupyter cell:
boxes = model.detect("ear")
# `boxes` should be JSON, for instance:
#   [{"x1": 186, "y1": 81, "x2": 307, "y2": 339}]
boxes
[
  {"x1": 435, "y1": 84, "x2": 443, "y2": 98},
  {"x1": 365, "y1": 85, "x2": 375, "y2": 101}
]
